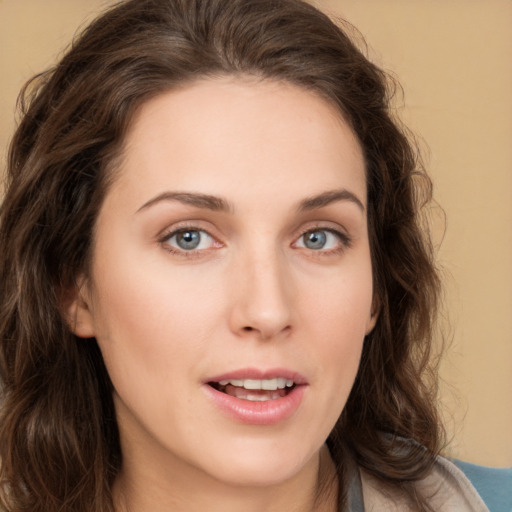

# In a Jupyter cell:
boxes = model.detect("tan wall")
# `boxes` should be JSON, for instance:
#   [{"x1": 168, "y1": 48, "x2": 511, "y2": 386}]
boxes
[
  {"x1": 317, "y1": 0, "x2": 512, "y2": 468},
  {"x1": 1, "y1": 0, "x2": 511, "y2": 467}
]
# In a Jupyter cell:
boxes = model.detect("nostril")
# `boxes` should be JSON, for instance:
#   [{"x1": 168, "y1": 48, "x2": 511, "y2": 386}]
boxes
[{"x1": 243, "y1": 326, "x2": 254, "y2": 332}]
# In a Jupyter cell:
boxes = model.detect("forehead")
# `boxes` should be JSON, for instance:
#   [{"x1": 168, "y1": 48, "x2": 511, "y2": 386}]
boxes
[{"x1": 110, "y1": 77, "x2": 366, "y2": 210}]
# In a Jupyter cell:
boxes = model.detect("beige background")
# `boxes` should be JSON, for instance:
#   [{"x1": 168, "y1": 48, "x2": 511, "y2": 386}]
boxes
[{"x1": 1, "y1": 0, "x2": 511, "y2": 467}]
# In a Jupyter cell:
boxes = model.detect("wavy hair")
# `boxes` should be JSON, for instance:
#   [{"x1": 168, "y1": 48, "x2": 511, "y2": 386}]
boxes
[{"x1": 0, "y1": 0, "x2": 443, "y2": 510}]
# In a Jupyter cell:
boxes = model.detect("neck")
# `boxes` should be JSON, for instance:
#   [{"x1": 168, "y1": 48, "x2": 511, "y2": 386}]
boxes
[{"x1": 113, "y1": 445, "x2": 337, "y2": 512}]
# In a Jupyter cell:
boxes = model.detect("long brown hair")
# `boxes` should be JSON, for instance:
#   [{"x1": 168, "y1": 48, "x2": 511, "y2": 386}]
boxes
[{"x1": 0, "y1": 0, "x2": 443, "y2": 510}]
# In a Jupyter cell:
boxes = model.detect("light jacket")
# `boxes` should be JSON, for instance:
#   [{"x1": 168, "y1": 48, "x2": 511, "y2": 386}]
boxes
[{"x1": 355, "y1": 456, "x2": 489, "y2": 511}]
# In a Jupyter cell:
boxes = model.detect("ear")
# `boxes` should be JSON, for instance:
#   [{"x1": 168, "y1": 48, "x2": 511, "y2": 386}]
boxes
[
  {"x1": 62, "y1": 276, "x2": 96, "y2": 338},
  {"x1": 365, "y1": 295, "x2": 380, "y2": 335}
]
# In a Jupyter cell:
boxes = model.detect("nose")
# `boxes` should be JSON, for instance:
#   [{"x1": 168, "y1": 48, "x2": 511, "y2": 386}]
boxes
[{"x1": 228, "y1": 248, "x2": 293, "y2": 341}]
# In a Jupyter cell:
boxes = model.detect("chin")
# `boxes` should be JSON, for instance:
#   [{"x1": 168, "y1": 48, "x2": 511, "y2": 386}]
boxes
[{"x1": 198, "y1": 438, "x2": 319, "y2": 488}]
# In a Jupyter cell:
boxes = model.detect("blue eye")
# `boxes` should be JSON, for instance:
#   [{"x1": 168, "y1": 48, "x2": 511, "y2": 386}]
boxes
[
  {"x1": 164, "y1": 229, "x2": 215, "y2": 252},
  {"x1": 303, "y1": 231, "x2": 327, "y2": 250},
  {"x1": 296, "y1": 229, "x2": 346, "y2": 251}
]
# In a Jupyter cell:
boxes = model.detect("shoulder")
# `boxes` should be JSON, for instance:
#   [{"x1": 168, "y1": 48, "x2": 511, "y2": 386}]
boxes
[
  {"x1": 360, "y1": 455, "x2": 489, "y2": 512},
  {"x1": 453, "y1": 459, "x2": 512, "y2": 512}
]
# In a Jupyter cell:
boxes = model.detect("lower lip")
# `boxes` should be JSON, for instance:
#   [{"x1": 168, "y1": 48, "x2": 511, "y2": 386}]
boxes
[{"x1": 203, "y1": 384, "x2": 306, "y2": 426}]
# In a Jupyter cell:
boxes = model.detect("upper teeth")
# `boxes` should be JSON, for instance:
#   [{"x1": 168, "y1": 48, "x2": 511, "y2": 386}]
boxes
[{"x1": 218, "y1": 378, "x2": 294, "y2": 390}]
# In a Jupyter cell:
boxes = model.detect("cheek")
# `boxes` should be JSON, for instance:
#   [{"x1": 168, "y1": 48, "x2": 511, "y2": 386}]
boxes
[
  {"x1": 300, "y1": 263, "x2": 373, "y2": 381},
  {"x1": 302, "y1": 263, "x2": 373, "y2": 333},
  {"x1": 86, "y1": 256, "x2": 214, "y2": 394},
  {"x1": 87, "y1": 262, "x2": 229, "y2": 441},
  {"x1": 88, "y1": 248, "x2": 223, "y2": 383},
  {"x1": 285, "y1": 270, "x2": 371, "y2": 448}
]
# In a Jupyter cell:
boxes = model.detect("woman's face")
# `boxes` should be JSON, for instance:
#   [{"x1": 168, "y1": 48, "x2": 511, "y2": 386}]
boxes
[{"x1": 72, "y1": 78, "x2": 376, "y2": 488}]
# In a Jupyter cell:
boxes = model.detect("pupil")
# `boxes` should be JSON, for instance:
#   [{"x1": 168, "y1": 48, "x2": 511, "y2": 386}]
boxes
[
  {"x1": 304, "y1": 231, "x2": 326, "y2": 250},
  {"x1": 177, "y1": 230, "x2": 200, "y2": 250}
]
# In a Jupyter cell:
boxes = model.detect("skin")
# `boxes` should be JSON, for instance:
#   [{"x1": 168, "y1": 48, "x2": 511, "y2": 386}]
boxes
[{"x1": 69, "y1": 77, "x2": 376, "y2": 512}]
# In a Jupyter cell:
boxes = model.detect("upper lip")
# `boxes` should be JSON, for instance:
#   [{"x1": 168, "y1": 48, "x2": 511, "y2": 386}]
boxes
[{"x1": 205, "y1": 367, "x2": 308, "y2": 385}]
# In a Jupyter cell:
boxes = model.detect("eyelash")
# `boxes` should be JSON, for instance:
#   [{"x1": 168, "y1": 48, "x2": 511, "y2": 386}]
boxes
[
  {"x1": 294, "y1": 227, "x2": 353, "y2": 255},
  {"x1": 158, "y1": 224, "x2": 220, "y2": 258},
  {"x1": 158, "y1": 224, "x2": 352, "y2": 257}
]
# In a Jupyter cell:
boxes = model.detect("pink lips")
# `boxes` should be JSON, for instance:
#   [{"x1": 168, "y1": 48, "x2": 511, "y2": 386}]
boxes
[{"x1": 203, "y1": 367, "x2": 308, "y2": 426}]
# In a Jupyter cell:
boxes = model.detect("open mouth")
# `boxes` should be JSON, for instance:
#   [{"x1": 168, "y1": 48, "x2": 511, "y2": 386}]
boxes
[{"x1": 208, "y1": 378, "x2": 296, "y2": 402}]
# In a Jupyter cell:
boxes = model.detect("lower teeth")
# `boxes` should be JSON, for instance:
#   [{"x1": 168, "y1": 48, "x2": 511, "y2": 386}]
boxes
[
  {"x1": 233, "y1": 388, "x2": 284, "y2": 401},
  {"x1": 211, "y1": 383, "x2": 291, "y2": 401},
  {"x1": 244, "y1": 395, "x2": 276, "y2": 402}
]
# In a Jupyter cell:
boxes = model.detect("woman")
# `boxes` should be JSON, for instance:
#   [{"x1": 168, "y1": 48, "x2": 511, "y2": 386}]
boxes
[{"x1": 0, "y1": 0, "x2": 488, "y2": 511}]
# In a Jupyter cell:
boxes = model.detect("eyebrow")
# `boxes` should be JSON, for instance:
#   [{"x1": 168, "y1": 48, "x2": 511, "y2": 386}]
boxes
[
  {"x1": 136, "y1": 188, "x2": 364, "y2": 215},
  {"x1": 136, "y1": 191, "x2": 232, "y2": 213},
  {"x1": 297, "y1": 189, "x2": 365, "y2": 213}
]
